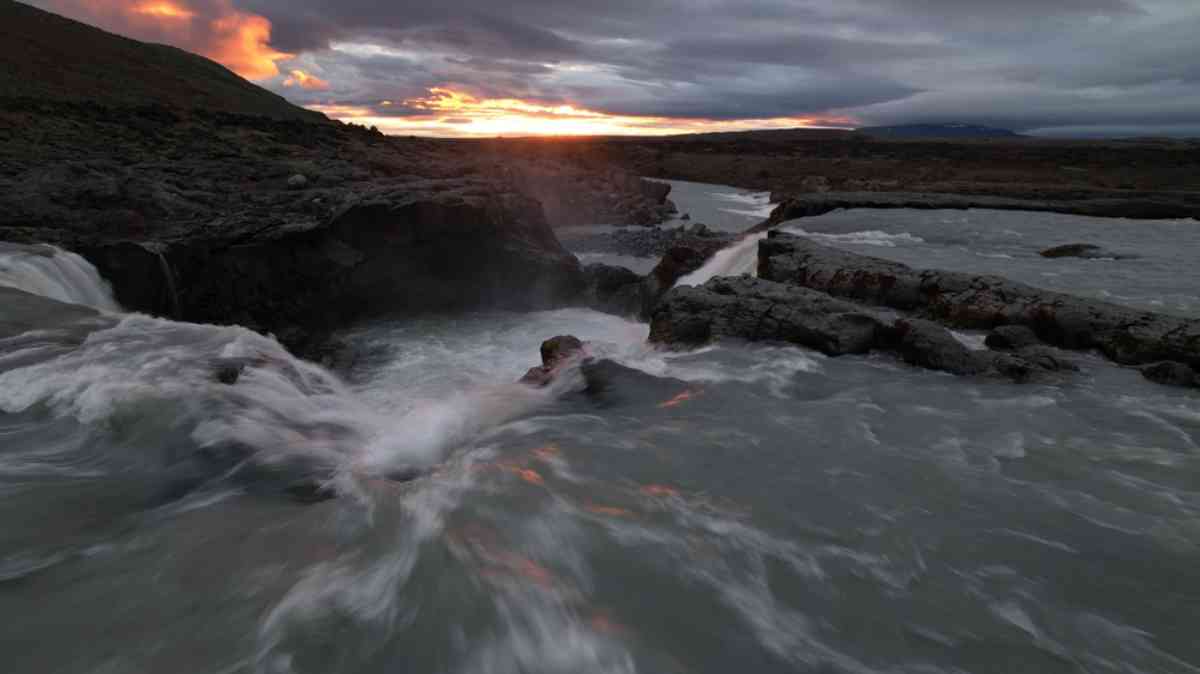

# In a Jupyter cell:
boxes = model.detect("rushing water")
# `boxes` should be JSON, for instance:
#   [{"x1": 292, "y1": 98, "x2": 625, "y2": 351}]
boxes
[{"x1": 2, "y1": 198, "x2": 1199, "y2": 674}]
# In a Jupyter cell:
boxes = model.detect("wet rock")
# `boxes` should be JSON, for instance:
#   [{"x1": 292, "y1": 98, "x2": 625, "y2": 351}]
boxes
[
  {"x1": 580, "y1": 263, "x2": 644, "y2": 317},
  {"x1": 649, "y1": 277, "x2": 1076, "y2": 382},
  {"x1": 649, "y1": 276, "x2": 883, "y2": 356},
  {"x1": 985, "y1": 325, "x2": 1041, "y2": 351},
  {"x1": 1039, "y1": 243, "x2": 1135, "y2": 259},
  {"x1": 881, "y1": 318, "x2": 989, "y2": 376},
  {"x1": 521, "y1": 335, "x2": 587, "y2": 387},
  {"x1": 758, "y1": 232, "x2": 1200, "y2": 372},
  {"x1": 1140, "y1": 361, "x2": 1198, "y2": 388},
  {"x1": 640, "y1": 237, "x2": 734, "y2": 319}
]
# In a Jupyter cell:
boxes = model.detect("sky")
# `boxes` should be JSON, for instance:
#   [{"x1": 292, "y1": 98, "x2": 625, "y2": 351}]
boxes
[{"x1": 31, "y1": 0, "x2": 1200, "y2": 137}]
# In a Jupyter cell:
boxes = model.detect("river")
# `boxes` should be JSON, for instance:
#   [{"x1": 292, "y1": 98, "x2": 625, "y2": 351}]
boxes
[{"x1": 1, "y1": 183, "x2": 1198, "y2": 674}]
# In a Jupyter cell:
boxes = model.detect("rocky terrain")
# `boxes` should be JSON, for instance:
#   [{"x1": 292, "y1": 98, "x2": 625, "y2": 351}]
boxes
[
  {"x1": 495, "y1": 130, "x2": 1200, "y2": 222},
  {"x1": 0, "y1": 2, "x2": 673, "y2": 351}
]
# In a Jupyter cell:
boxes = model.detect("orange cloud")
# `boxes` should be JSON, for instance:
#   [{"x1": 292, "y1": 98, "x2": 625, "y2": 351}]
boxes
[
  {"x1": 313, "y1": 87, "x2": 856, "y2": 137},
  {"x1": 131, "y1": 1, "x2": 194, "y2": 19},
  {"x1": 48, "y1": 0, "x2": 291, "y2": 80},
  {"x1": 283, "y1": 69, "x2": 331, "y2": 91}
]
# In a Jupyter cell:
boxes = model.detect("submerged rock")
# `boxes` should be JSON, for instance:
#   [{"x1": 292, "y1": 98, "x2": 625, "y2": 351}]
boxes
[{"x1": 1039, "y1": 243, "x2": 1135, "y2": 259}]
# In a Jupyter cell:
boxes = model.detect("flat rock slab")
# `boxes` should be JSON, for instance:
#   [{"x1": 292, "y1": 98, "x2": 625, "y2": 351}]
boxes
[{"x1": 758, "y1": 231, "x2": 1200, "y2": 369}]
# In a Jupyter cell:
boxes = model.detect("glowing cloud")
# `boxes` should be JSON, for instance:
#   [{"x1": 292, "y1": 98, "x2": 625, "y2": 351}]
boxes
[
  {"x1": 310, "y1": 87, "x2": 855, "y2": 137},
  {"x1": 45, "y1": 0, "x2": 291, "y2": 80},
  {"x1": 131, "y1": 1, "x2": 194, "y2": 20},
  {"x1": 282, "y1": 69, "x2": 331, "y2": 91}
]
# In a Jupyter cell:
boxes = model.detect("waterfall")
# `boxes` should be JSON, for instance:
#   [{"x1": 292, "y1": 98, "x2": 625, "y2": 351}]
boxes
[
  {"x1": 140, "y1": 242, "x2": 180, "y2": 318},
  {"x1": 674, "y1": 232, "x2": 769, "y2": 287},
  {"x1": 0, "y1": 243, "x2": 121, "y2": 311}
]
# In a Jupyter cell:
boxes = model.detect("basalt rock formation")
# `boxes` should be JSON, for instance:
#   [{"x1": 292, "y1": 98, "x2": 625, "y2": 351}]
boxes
[
  {"x1": 648, "y1": 276, "x2": 1073, "y2": 381},
  {"x1": 757, "y1": 231, "x2": 1200, "y2": 372}
]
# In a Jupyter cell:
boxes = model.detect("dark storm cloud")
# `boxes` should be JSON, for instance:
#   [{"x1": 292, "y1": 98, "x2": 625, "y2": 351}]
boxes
[{"x1": 233, "y1": 0, "x2": 1200, "y2": 135}]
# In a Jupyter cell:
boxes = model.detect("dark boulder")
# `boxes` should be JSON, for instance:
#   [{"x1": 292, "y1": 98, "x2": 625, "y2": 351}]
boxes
[
  {"x1": 1140, "y1": 361, "x2": 1198, "y2": 388},
  {"x1": 881, "y1": 319, "x2": 989, "y2": 376},
  {"x1": 1040, "y1": 243, "x2": 1135, "y2": 260},
  {"x1": 521, "y1": 335, "x2": 587, "y2": 387},
  {"x1": 580, "y1": 263, "x2": 645, "y2": 317}
]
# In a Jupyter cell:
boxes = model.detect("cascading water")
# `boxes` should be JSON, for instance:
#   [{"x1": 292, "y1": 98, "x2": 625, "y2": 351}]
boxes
[
  {"x1": 674, "y1": 232, "x2": 768, "y2": 287},
  {"x1": 0, "y1": 243, "x2": 121, "y2": 311},
  {"x1": 4, "y1": 189, "x2": 1200, "y2": 674}
]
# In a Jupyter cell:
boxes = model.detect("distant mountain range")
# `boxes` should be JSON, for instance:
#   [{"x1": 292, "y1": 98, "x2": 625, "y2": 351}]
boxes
[{"x1": 855, "y1": 123, "x2": 1023, "y2": 139}]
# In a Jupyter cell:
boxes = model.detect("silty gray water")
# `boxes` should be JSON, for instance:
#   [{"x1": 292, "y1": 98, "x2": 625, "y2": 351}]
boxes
[{"x1": 1, "y1": 188, "x2": 1198, "y2": 674}]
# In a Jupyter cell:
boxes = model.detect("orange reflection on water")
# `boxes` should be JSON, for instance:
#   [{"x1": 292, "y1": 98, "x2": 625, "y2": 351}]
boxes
[
  {"x1": 641, "y1": 484, "x2": 680, "y2": 497},
  {"x1": 658, "y1": 389, "x2": 701, "y2": 409},
  {"x1": 585, "y1": 504, "x2": 635, "y2": 518}
]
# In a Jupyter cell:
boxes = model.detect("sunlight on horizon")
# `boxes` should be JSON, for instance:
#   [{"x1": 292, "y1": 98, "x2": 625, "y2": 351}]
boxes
[{"x1": 307, "y1": 87, "x2": 855, "y2": 137}]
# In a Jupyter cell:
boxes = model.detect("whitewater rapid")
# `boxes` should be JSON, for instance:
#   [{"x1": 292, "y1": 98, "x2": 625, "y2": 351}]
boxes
[{"x1": 4, "y1": 198, "x2": 1200, "y2": 673}]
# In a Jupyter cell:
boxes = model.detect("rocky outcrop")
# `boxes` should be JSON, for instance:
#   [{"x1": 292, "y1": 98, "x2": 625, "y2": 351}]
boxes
[
  {"x1": 648, "y1": 277, "x2": 1068, "y2": 381},
  {"x1": 639, "y1": 237, "x2": 734, "y2": 318},
  {"x1": 758, "y1": 231, "x2": 1200, "y2": 370},
  {"x1": 580, "y1": 264, "x2": 645, "y2": 317},
  {"x1": 749, "y1": 192, "x2": 1199, "y2": 233},
  {"x1": 648, "y1": 276, "x2": 880, "y2": 356},
  {"x1": 0, "y1": 96, "x2": 662, "y2": 353},
  {"x1": 53, "y1": 179, "x2": 585, "y2": 352}
]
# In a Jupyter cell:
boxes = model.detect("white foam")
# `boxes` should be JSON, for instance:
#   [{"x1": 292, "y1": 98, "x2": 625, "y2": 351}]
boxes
[
  {"x1": 780, "y1": 227, "x2": 926, "y2": 248},
  {"x1": 675, "y1": 233, "x2": 768, "y2": 287},
  {"x1": 0, "y1": 244, "x2": 120, "y2": 311}
]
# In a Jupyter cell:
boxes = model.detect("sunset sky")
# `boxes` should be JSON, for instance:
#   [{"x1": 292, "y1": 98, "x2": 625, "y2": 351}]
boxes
[{"x1": 30, "y1": 0, "x2": 1200, "y2": 137}]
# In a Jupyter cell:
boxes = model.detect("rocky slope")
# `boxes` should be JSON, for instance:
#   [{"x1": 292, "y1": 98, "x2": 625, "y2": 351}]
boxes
[{"x1": 0, "y1": 3, "x2": 671, "y2": 349}]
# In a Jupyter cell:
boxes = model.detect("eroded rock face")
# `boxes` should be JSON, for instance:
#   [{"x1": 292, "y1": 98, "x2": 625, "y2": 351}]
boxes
[{"x1": 758, "y1": 232, "x2": 1200, "y2": 369}]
